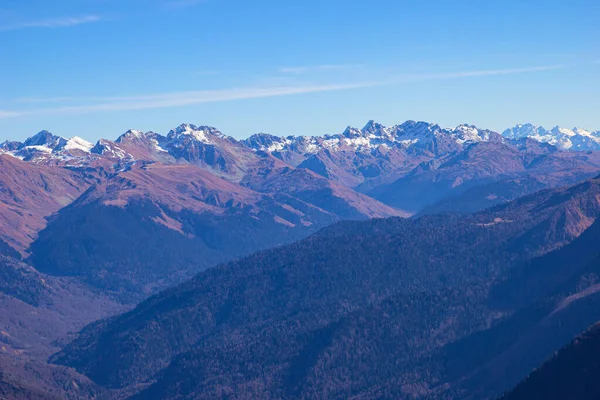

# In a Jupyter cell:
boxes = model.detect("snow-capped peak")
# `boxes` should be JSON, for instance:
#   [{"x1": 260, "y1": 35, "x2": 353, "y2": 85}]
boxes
[
  {"x1": 64, "y1": 136, "x2": 93, "y2": 153},
  {"x1": 362, "y1": 120, "x2": 386, "y2": 134},
  {"x1": 22, "y1": 130, "x2": 67, "y2": 150},
  {"x1": 342, "y1": 126, "x2": 362, "y2": 138},
  {"x1": 90, "y1": 139, "x2": 132, "y2": 159},
  {"x1": 245, "y1": 120, "x2": 495, "y2": 160},
  {"x1": 451, "y1": 124, "x2": 495, "y2": 144},
  {"x1": 167, "y1": 124, "x2": 225, "y2": 143},
  {"x1": 550, "y1": 126, "x2": 576, "y2": 137},
  {"x1": 501, "y1": 123, "x2": 546, "y2": 139},
  {"x1": 242, "y1": 133, "x2": 294, "y2": 153},
  {"x1": 116, "y1": 129, "x2": 155, "y2": 143},
  {"x1": 123, "y1": 129, "x2": 145, "y2": 138},
  {"x1": 573, "y1": 127, "x2": 593, "y2": 137},
  {"x1": 0, "y1": 140, "x2": 22, "y2": 152},
  {"x1": 502, "y1": 123, "x2": 600, "y2": 151}
]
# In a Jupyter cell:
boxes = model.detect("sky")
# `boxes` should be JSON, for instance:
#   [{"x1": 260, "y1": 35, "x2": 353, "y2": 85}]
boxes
[{"x1": 0, "y1": 0, "x2": 599, "y2": 142}]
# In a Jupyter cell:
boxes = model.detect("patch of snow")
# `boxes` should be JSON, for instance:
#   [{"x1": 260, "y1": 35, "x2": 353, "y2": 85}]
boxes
[
  {"x1": 64, "y1": 136, "x2": 93, "y2": 152},
  {"x1": 24, "y1": 145, "x2": 53, "y2": 153}
]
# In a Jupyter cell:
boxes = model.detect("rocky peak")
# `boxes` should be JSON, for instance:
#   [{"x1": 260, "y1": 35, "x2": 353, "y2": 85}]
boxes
[
  {"x1": 22, "y1": 130, "x2": 67, "y2": 150},
  {"x1": 167, "y1": 124, "x2": 226, "y2": 143}
]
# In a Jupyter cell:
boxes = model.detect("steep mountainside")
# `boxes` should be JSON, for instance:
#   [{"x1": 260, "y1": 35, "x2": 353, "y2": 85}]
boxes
[
  {"x1": 0, "y1": 354, "x2": 105, "y2": 400},
  {"x1": 0, "y1": 255, "x2": 123, "y2": 359},
  {"x1": 0, "y1": 155, "x2": 101, "y2": 253},
  {"x1": 502, "y1": 322, "x2": 600, "y2": 400},
  {"x1": 28, "y1": 161, "x2": 402, "y2": 296},
  {"x1": 0, "y1": 251, "x2": 124, "y2": 400},
  {"x1": 442, "y1": 215, "x2": 600, "y2": 398},
  {"x1": 51, "y1": 177, "x2": 600, "y2": 399}
]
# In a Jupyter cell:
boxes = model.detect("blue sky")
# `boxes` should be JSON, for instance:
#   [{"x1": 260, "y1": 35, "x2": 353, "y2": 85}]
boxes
[{"x1": 0, "y1": 0, "x2": 598, "y2": 142}]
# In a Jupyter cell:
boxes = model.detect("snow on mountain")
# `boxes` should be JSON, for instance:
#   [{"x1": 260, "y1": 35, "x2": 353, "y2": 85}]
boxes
[
  {"x1": 0, "y1": 140, "x2": 23, "y2": 152},
  {"x1": 21, "y1": 130, "x2": 67, "y2": 150},
  {"x1": 115, "y1": 129, "x2": 170, "y2": 156},
  {"x1": 241, "y1": 133, "x2": 295, "y2": 153},
  {"x1": 87, "y1": 125, "x2": 234, "y2": 167},
  {"x1": 244, "y1": 120, "x2": 498, "y2": 163},
  {"x1": 116, "y1": 129, "x2": 146, "y2": 141},
  {"x1": 3, "y1": 120, "x2": 599, "y2": 169},
  {"x1": 167, "y1": 124, "x2": 228, "y2": 144},
  {"x1": 63, "y1": 136, "x2": 93, "y2": 153},
  {"x1": 503, "y1": 124, "x2": 600, "y2": 151},
  {"x1": 90, "y1": 139, "x2": 132, "y2": 159},
  {"x1": 0, "y1": 131, "x2": 96, "y2": 163}
]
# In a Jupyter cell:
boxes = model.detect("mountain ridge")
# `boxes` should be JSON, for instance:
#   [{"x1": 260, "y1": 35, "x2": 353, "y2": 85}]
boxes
[{"x1": 3, "y1": 120, "x2": 599, "y2": 167}]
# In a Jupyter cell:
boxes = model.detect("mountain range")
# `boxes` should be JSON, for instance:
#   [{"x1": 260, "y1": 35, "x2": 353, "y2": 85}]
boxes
[
  {"x1": 1, "y1": 119, "x2": 600, "y2": 399},
  {"x1": 3, "y1": 120, "x2": 600, "y2": 216}
]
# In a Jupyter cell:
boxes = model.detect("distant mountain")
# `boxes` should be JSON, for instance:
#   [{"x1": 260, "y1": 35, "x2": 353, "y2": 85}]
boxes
[
  {"x1": 0, "y1": 130, "x2": 94, "y2": 163},
  {"x1": 3, "y1": 121, "x2": 598, "y2": 171},
  {"x1": 51, "y1": 176, "x2": 600, "y2": 399},
  {"x1": 2, "y1": 120, "x2": 599, "y2": 218},
  {"x1": 503, "y1": 123, "x2": 600, "y2": 151},
  {"x1": 373, "y1": 140, "x2": 600, "y2": 213},
  {"x1": 242, "y1": 121, "x2": 600, "y2": 212},
  {"x1": 242, "y1": 120, "x2": 500, "y2": 187},
  {"x1": 243, "y1": 120, "x2": 499, "y2": 161}
]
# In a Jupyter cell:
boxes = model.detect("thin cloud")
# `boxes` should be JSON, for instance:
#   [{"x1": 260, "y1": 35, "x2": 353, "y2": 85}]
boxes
[
  {"x1": 0, "y1": 110, "x2": 26, "y2": 118},
  {"x1": 0, "y1": 64, "x2": 565, "y2": 119},
  {"x1": 279, "y1": 64, "x2": 364, "y2": 74},
  {"x1": 0, "y1": 15, "x2": 101, "y2": 31},
  {"x1": 393, "y1": 65, "x2": 565, "y2": 81},
  {"x1": 16, "y1": 96, "x2": 77, "y2": 104},
  {"x1": 8, "y1": 83, "x2": 375, "y2": 118}
]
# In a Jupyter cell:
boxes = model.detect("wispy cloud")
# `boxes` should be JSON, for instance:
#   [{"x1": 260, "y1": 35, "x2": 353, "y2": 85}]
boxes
[
  {"x1": 0, "y1": 64, "x2": 565, "y2": 119},
  {"x1": 16, "y1": 96, "x2": 77, "y2": 104},
  {"x1": 0, "y1": 110, "x2": 26, "y2": 118},
  {"x1": 393, "y1": 65, "x2": 564, "y2": 81},
  {"x1": 4, "y1": 83, "x2": 375, "y2": 118},
  {"x1": 0, "y1": 15, "x2": 101, "y2": 31},
  {"x1": 279, "y1": 64, "x2": 364, "y2": 74}
]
